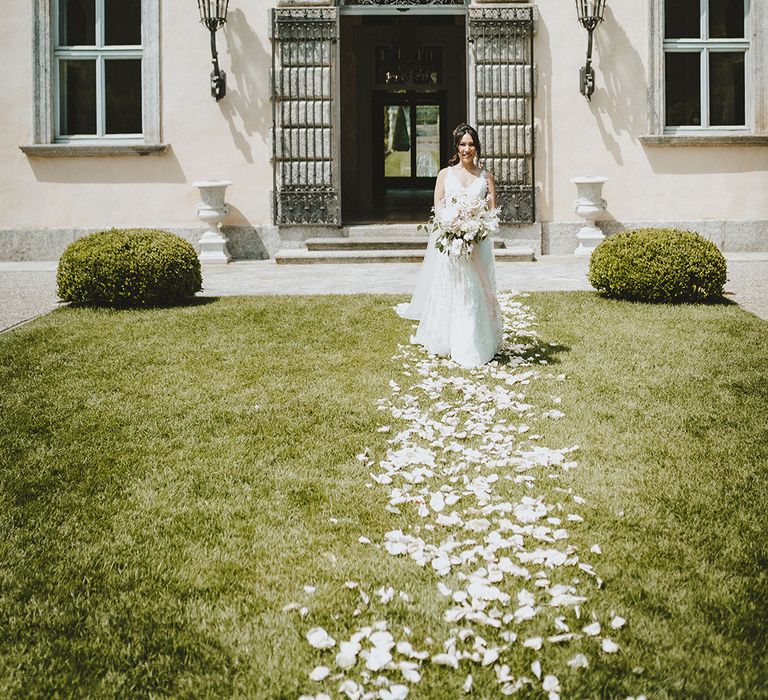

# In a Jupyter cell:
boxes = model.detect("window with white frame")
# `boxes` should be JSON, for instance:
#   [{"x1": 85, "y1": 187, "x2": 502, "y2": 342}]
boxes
[
  {"x1": 54, "y1": 0, "x2": 143, "y2": 140},
  {"x1": 663, "y1": 0, "x2": 749, "y2": 132}
]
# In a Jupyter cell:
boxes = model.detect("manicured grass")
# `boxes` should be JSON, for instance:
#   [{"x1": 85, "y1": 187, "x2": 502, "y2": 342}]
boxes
[{"x1": 0, "y1": 293, "x2": 765, "y2": 698}]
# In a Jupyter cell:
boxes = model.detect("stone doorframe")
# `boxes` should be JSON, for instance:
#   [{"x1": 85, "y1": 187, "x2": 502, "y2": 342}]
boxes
[{"x1": 270, "y1": 0, "x2": 537, "y2": 227}]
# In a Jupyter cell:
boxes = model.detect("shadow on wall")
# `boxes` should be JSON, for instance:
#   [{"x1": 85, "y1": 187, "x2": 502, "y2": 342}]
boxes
[
  {"x1": 25, "y1": 148, "x2": 187, "y2": 184},
  {"x1": 220, "y1": 9, "x2": 273, "y2": 164},
  {"x1": 643, "y1": 147, "x2": 766, "y2": 175},
  {"x1": 587, "y1": 6, "x2": 646, "y2": 165}
]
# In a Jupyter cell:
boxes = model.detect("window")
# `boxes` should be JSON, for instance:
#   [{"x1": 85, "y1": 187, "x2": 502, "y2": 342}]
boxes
[
  {"x1": 55, "y1": 0, "x2": 143, "y2": 140},
  {"x1": 646, "y1": 0, "x2": 768, "y2": 143},
  {"x1": 27, "y1": 0, "x2": 162, "y2": 154},
  {"x1": 664, "y1": 0, "x2": 748, "y2": 131}
]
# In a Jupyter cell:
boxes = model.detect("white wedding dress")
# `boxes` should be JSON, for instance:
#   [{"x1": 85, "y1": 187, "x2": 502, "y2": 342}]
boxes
[{"x1": 397, "y1": 168, "x2": 503, "y2": 368}]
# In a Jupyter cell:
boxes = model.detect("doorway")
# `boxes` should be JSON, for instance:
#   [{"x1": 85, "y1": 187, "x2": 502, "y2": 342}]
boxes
[
  {"x1": 339, "y1": 13, "x2": 467, "y2": 224},
  {"x1": 372, "y1": 91, "x2": 447, "y2": 220}
]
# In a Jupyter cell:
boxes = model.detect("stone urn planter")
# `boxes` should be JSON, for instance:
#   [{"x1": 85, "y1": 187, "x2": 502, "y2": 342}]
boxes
[
  {"x1": 194, "y1": 180, "x2": 232, "y2": 263},
  {"x1": 571, "y1": 176, "x2": 608, "y2": 257}
]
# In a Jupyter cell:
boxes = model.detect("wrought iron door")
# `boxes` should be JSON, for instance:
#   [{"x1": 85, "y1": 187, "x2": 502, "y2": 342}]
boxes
[
  {"x1": 271, "y1": 8, "x2": 339, "y2": 225},
  {"x1": 468, "y1": 6, "x2": 535, "y2": 223}
]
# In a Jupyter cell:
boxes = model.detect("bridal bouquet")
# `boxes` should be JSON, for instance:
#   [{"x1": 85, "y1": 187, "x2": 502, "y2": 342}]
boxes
[{"x1": 421, "y1": 192, "x2": 500, "y2": 258}]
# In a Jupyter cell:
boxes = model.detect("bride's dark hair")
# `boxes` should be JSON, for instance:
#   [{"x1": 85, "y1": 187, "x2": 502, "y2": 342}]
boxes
[{"x1": 448, "y1": 124, "x2": 482, "y2": 166}]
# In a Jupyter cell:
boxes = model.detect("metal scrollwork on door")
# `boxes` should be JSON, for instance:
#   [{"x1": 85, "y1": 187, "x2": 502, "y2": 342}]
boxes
[
  {"x1": 468, "y1": 6, "x2": 536, "y2": 223},
  {"x1": 271, "y1": 8, "x2": 340, "y2": 226}
]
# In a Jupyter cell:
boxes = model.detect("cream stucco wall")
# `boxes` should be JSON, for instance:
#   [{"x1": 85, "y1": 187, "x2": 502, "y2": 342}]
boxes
[
  {"x1": 1, "y1": 0, "x2": 767, "y2": 255},
  {"x1": 2, "y1": 1, "x2": 275, "y2": 232},
  {"x1": 535, "y1": 0, "x2": 768, "y2": 223}
]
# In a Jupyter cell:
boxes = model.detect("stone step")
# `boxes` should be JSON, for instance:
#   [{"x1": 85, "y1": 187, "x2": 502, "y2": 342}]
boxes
[
  {"x1": 342, "y1": 224, "x2": 423, "y2": 238},
  {"x1": 305, "y1": 236, "x2": 506, "y2": 251},
  {"x1": 274, "y1": 246, "x2": 535, "y2": 264}
]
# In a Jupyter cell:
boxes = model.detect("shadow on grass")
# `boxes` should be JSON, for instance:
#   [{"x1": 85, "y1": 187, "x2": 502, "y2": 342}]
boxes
[
  {"x1": 62, "y1": 296, "x2": 221, "y2": 311},
  {"x1": 592, "y1": 291, "x2": 737, "y2": 307}
]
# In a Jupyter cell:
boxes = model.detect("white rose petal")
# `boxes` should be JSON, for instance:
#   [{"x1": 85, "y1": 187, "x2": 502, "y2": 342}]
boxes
[
  {"x1": 463, "y1": 674, "x2": 473, "y2": 693},
  {"x1": 602, "y1": 638, "x2": 620, "y2": 653},
  {"x1": 309, "y1": 665, "x2": 330, "y2": 681},
  {"x1": 365, "y1": 646, "x2": 393, "y2": 671},
  {"x1": 399, "y1": 661, "x2": 421, "y2": 683},
  {"x1": 380, "y1": 685, "x2": 409, "y2": 700},
  {"x1": 432, "y1": 652, "x2": 459, "y2": 669},
  {"x1": 566, "y1": 653, "x2": 589, "y2": 669},
  {"x1": 306, "y1": 627, "x2": 336, "y2": 650},
  {"x1": 610, "y1": 615, "x2": 626, "y2": 629},
  {"x1": 482, "y1": 649, "x2": 499, "y2": 666},
  {"x1": 338, "y1": 680, "x2": 362, "y2": 699},
  {"x1": 429, "y1": 492, "x2": 446, "y2": 512},
  {"x1": 582, "y1": 621, "x2": 601, "y2": 636},
  {"x1": 543, "y1": 674, "x2": 561, "y2": 699}
]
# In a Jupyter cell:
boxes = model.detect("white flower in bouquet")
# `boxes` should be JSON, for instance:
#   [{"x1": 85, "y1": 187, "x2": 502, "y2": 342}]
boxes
[{"x1": 421, "y1": 192, "x2": 500, "y2": 258}]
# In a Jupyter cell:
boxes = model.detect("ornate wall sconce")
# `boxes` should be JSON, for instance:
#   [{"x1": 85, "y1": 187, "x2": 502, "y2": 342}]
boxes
[
  {"x1": 197, "y1": 0, "x2": 230, "y2": 101},
  {"x1": 575, "y1": 0, "x2": 606, "y2": 100}
]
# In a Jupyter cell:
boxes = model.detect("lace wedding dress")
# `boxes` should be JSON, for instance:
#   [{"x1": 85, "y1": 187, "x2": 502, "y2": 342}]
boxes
[{"x1": 397, "y1": 168, "x2": 503, "y2": 367}]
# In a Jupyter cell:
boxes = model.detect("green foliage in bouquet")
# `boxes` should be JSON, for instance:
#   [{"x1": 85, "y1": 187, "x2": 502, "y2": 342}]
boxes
[
  {"x1": 588, "y1": 228, "x2": 727, "y2": 303},
  {"x1": 392, "y1": 106, "x2": 411, "y2": 152},
  {"x1": 57, "y1": 228, "x2": 202, "y2": 308}
]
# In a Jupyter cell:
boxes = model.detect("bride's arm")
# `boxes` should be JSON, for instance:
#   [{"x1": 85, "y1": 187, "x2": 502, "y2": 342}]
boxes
[
  {"x1": 434, "y1": 169, "x2": 447, "y2": 208},
  {"x1": 486, "y1": 170, "x2": 497, "y2": 209}
]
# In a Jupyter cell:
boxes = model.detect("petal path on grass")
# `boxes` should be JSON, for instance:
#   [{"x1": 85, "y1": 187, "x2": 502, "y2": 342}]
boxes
[{"x1": 292, "y1": 293, "x2": 638, "y2": 700}]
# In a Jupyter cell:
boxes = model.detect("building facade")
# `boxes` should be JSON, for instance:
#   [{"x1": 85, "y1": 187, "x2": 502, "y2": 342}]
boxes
[{"x1": 2, "y1": 0, "x2": 767, "y2": 260}]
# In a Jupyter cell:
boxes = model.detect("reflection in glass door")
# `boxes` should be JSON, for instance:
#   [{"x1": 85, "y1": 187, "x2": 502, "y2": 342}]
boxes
[
  {"x1": 376, "y1": 91, "x2": 446, "y2": 194},
  {"x1": 415, "y1": 104, "x2": 440, "y2": 177},
  {"x1": 384, "y1": 105, "x2": 412, "y2": 177}
]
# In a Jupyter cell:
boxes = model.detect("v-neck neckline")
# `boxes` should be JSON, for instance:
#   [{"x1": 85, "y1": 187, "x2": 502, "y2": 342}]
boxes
[{"x1": 449, "y1": 167, "x2": 484, "y2": 190}]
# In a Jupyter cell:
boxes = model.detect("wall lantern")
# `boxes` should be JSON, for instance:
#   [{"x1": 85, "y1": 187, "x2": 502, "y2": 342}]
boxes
[
  {"x1": 197, "y1": 0, "x2": 230, "y2": 101},
  {"x1": 575, "y1": 0, "x2": 606, "y2": 100}
]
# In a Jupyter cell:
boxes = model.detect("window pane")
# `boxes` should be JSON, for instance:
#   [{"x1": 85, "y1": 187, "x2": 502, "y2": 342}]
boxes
[
  {"x1": 105, "y1": 0, "x2": 142, "y2": 45},
  {"x1": 384, "y1": 106, "x2": 411, "y2": 177},
  {"x1": 416, "y1": 105, "x2": 440, "y2": 177},
  {"x1": 665, "y1": 52, "x2": 701, "y2": 126},
  {"x1": 709, "y1": 0, "x2": 744, "y2": 39},
  {"x1": 105, "y1": 60, "x2": 143, "y2": 134},
  {"x1": 710, "y1": 52, "x2": 745, "y2": 126},
  {"x1": 665, "y1": 0, "x2": 700, "y2": 38},
  {"x1": 59, "y1": 0, "x2": 96, "y2": 46},
  {"x1": 59, "y1": 60, "x2": 96, "y2": 135}
]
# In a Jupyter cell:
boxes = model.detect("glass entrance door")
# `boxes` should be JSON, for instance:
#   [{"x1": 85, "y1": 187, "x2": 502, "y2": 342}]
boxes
[
  {"x1": 375, "y1": 92, "x2": 446, "y2": 193},
  {"x1": 383, "y1": 100, "x2": 442, "y2": 181}
]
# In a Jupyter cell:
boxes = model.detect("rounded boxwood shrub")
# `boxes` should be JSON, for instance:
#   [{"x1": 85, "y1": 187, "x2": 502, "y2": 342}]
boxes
[
  {"x1": 57, "y1": 228, "x2": 202, "y2": 307},
  {"x1": 588, "y1": 228, "x2": 727, "y2": 303}
]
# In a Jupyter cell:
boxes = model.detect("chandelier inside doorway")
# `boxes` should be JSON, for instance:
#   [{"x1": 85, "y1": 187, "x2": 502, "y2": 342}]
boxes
[{"x1": 375, "y1": 44, "x2": 442, "y2": 85}]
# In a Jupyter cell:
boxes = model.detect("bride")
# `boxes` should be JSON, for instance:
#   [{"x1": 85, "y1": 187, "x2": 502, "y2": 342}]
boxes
[{"x1": 397, "y1": 124, "x2": 503, "y2": 368}]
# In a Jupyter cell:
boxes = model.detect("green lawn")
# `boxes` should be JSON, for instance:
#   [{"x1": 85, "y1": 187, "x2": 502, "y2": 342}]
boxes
[{"x1": 0, "y1": 293, "x2": 766, "y2": 698}]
